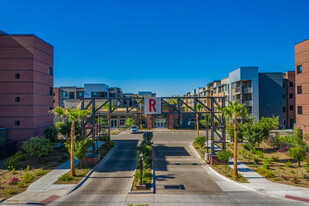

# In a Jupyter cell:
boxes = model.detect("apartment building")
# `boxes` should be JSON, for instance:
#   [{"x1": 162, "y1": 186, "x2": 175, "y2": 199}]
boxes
[
  {"x1": 0, "y1": 32, "x2": 54, "y2": 145},
  {"x1": 185, "y1": 67, "x2": 294, "y2": 128},
  {"x1": 295, "y1": 39, "x2": 309, "y2": 134}
]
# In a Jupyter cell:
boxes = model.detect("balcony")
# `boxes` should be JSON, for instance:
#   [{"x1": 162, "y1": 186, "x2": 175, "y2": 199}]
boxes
[
  {"x1": 243, "y1": 87, "x2": 252, "y2": 93},
  {"x1": 235, "y1": 87, "x2": 242, "y2": 93},
  {"x1": 244, "y1": 100, "x2": 252, "y2": 107}
]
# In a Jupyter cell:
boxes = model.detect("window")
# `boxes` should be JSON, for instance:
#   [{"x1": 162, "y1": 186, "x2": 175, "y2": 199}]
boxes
[
  {"x1": 49, "y1": 107, "x2": 53, "y2": 111},
  {"x1": 298, "y1": 106, "x2": 303, "y2": 114},
  {"x1": 48, "y1": 67, "x2": 53, "y2": 76},
  {"x1": 62, "y1": 92, "x2": 68, "y2": 97},
  {"x1": 15, "y1": 73, "x2": 20, "y2": 79},
  {"x1": 120, "y1": 120, "x2": 125, "y2": 126},
  {"x1": 290, "y1": 105, "x2": 294, "y2": 111},
  {"x1": 49, "y1": 87, "x2": 53, "y2": 96},
  {"x1": 232, "y1": 95, "x2": 235, "y2": 101},
  {"x1": 283, "y1": 94, "x2": 286, "y2": 100},
  {"x1": 289, "y1": 82, "x2": 294, "y2": 87},
  {"x1": 15, "y1": 97, "x2": 20, "y2": 102},
  {"x1": 297, "y1": 65, "x2": 302, "y2": 74},
  {"x1": 289, "y1": 93, "x2": 294, "y2": 99},
  {"x1": 297, "y1": 86, "x2": 302, "y2": 94},
  {"x1": 15, "y1": 120, "x2": 20, "y2": 126},
  {"x1": 282, "y1": 80, "x2": 286, "y2": 88},
  {"x1": 77, "y1": 91, "x2": 84, "y2": 98},
  {"x1": 69, "y1": 92, "x2": 75, "y2": 99},
  {"x1": 225, "y1": 84, "x2": 228, "y2": 91},
  {"x1": 283, "y1": 107, "x2": 286, "y2": 112}
]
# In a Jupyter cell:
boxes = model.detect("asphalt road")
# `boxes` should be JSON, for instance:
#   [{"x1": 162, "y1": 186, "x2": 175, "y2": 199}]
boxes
[{"x1": 50, "y1": 131, "x2": 307, "y2": 206}]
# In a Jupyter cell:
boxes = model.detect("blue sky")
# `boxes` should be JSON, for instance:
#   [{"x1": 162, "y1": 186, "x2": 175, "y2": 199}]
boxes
[{"x1": 1, "y1": 0, "x2": 309, "y2": 96}]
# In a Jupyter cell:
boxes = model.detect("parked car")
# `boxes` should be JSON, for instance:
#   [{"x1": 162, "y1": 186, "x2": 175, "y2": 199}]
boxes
[{"x1": 130, "y1": 125, "x2": 138, "y2": 134}]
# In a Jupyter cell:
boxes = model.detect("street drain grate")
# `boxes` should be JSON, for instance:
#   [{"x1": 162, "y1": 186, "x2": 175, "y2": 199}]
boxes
[{"x1": 164, "y1": 185, "x2": 185, "y2": 190}]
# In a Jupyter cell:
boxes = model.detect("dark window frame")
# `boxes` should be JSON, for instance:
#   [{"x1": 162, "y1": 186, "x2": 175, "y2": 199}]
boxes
[
  {"x1": 297, "y1": 106, "x2": 303, "y2": 115},
  {"x1": 15, "y1": 97, "x2": 20, "y2": 102},
  {"x1": 15, "y1": 120, "x2": 20, "y2": 126},
  {"x1": 297, "y1": 86, "x2": 302, "y2": 94},
  {"x1": 297, "y1": 65, "x2": 302, "y2": 74},
  {"x1": 15, "y1": 73, "x2": 20, "y2": 79}
]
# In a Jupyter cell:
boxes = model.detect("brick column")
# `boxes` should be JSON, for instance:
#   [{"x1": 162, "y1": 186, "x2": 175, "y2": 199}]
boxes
[
  {"x1": 147, "y1": 114, "x2": 153, "y2": 130},
  {"x1": 168, "y1": 114, "x2": 175, "y2": 129}
]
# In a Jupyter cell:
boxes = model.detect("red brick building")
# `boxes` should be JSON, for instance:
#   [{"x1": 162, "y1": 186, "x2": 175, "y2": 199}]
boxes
[
  {"x1": 0, "y1": 32, "x2": 54, "y2": 145},
  {"x1": 295, "y1": 39, "x2": 309, "y2": 134}
]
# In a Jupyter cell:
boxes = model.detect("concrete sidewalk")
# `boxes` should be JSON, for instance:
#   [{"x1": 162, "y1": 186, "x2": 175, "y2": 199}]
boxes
[
  {"x1": 227, "y1": 159, "x2": 309, "y2": 203},
  {"x1": 2, "y1": 159, "x2": 79, "y2": 205}
]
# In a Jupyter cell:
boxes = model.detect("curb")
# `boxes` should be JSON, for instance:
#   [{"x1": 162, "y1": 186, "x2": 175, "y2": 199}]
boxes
[{"x1": 65, "y1": 143, "x2": 117, "y2": 195}]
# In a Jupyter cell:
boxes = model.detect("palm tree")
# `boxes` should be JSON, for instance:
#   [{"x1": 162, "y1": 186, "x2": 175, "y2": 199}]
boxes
[
  {"x1": 54, "y1": 107, "x2": 88, "y2": 177},
  {"x1": 219, "y1": 101, "x2": 247, "y2": 178},
  {"x1": 196, "y1": 104, "x2": 203, "y2": 136}
]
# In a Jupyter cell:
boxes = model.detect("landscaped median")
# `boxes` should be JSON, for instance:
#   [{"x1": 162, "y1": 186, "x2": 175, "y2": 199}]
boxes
[
  {"x1": 192, "y1": 136, "x2": 247, "y2": 183},
  {"x1": 130, "y1": 132, "x2": 153, "y2": 193}
]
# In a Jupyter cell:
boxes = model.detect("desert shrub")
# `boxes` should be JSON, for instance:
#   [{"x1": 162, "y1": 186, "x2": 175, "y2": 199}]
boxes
[
  {"x1": 22, "y1": 137, "x2": 53, "y2": 163},
  {"x1": 290, "y1": 147, "x2": 307, "y2": 167},
  {"x1": 217, "y1": 150, "x2": 233, "y2": 166},
  {"x1": 23, "y1": 173, "x2": 34, "y2": 183},
  {"x1": 271, "y1": 156, "x2": 280, "y2": 162},
  {"x1": 6, "y1": 151, "x2": 26, "y2": 170},
  {"x1": 18, "y1": 182, "x2": 24, "y2": 188},
  {"x1": 58, "y1": 173, "x2": 72, "y2": 182},
  {"x1": 24, "y1": 165, "x2": 30, "y2": 172},
  {"x1": 256, "y1": 168, "x2": 275, "y2": 178},
  {"x1": 6, "y1": 188, "x2": 17, "y2": 195},
  {"x1": 253, "y1": 157, "x2": 259, "y2": 164},
  {"x1": 263, "y1": 159, "x2": 271, "y2": 169},
  {"x1": 194, "y1": 136, "x2": 207, "y2": 148},
  {"x1": 44, "y1": 126, "x2": 58, "y2": 143},
  {"x1": 35, "y1": 169, "x2": 47, "y2": 176},
  {"x1": 285, "y1": 160, "x2": 292, "y2": 168}
]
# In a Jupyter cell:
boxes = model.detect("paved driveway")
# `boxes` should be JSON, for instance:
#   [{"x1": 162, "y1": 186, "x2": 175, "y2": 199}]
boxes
[{"x1": 49, "y1": 131, "x2": 306, "y2": 206}]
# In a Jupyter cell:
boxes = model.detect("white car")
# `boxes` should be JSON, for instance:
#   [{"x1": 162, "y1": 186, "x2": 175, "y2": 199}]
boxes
[{"x1": 130, "y1": 125, "x2": 138, "y2": 134}]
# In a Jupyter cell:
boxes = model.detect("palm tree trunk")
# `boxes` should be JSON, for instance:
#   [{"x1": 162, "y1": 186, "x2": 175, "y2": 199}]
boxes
[
  {"x1": 233, "y1": 116, "x2": 238, "y2": 178},
  {"x1": 196, "y1": 113, "x2": 199, "y2": 137},
  {"x1": 71, "y1": 121, "x2": 76, "y2": 177}
]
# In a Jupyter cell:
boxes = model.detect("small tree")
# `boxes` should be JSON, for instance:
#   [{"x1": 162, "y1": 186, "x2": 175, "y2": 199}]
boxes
[
  {"x1": 218, "y1": 150, "x2": 233, "y2": 168},
  {"x1": 125, "y1": 117, "x2": 136, "y2": 128},
  {"x1": 227, "y1": 123, "x2": 245, "y2": 142},
  {"x1": 44, "y1": 127, "x2": 58, "y2": 143},
  {"x1": 245, "y1": 123, "x2": 264, "y2": 148},
  {"x1": 53, "y1": 107, "x2": 88, "y2": 177},
  {"x1": 290, "y1": 147, "x2": 306, "y2": 167},
  {"x1": 22, "y1": 137, "x2": 53, "y2": 163},
  {"x1": 65, "y1": 138, "x2": 91, "y2": 169},
  {"x1": 259, "y1": 116, "x2": 279, "y2": 141}
]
